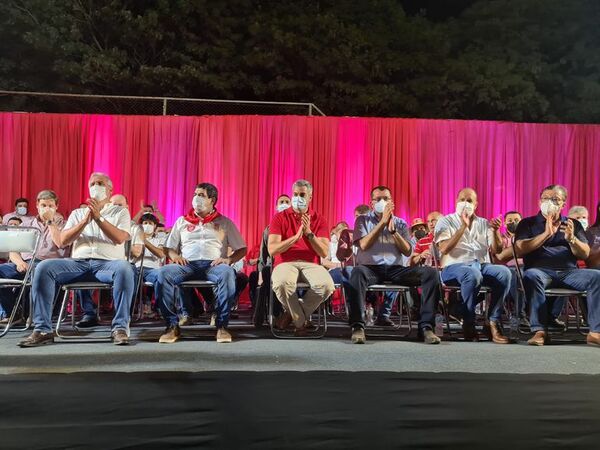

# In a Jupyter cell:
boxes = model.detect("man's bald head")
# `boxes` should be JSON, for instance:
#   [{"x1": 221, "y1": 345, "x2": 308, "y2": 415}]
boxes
[{"x1": 110, "y1": 194, "x2": 129, "y2": 209}]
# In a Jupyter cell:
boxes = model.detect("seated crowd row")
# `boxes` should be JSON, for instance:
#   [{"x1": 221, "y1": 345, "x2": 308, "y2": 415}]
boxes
[{"x1": 1, "y1": 173, "x2": 599, "y2": 348}]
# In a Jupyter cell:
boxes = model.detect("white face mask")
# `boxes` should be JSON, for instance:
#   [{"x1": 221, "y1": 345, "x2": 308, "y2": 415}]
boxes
[
  {"x1": 540, "y1": 200, "x2": 560, "y2": 217},
  {"x1": 373, "y1": 199, "x2": 387, "y2": 214},
  {"x1": 578, "y1": 218, "x2": 588, "y2": 230},
  {"x1": 276, "y1": 203, "x2": 291, "y2": 213},
  {"x1": 192, "y1": 195, "x2": 207, "y2": 212},
  {"x1": 16, "y1": 206, "x2": 28, "y2": 215},
  {"x1": 142, "y1": 224, "x2": 155, "y2": 234},
  {"x1": 291, "y1": 195, "x2": 308, "y2": 212},
  {"x1": 456, "y1": 201, "x2": 475, "y2": 217},
  {"x1": 89, "y1": 185, "x2": 107, "y2": 201}
]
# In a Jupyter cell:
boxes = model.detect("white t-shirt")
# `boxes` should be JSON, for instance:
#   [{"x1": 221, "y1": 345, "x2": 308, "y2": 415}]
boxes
[
  {"x1": 434, "y1": 213, "x2": 494, "y2": 267},
  {"x1": 134, "y1": 234, "x2": 167, "y2": 269},
  {"x1": 165, "y1": 214, "x2": 246, "y2": 261},
  {"x1": 64, "y1": 204, "x2": 131, "y2": 260}
]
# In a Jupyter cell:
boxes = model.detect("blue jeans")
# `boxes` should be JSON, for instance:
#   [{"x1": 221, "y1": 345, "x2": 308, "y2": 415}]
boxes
[
  {"x1": 0, "y1": 260, "x2": 38, "y2": 318},
  {"x1": 441, "y1": 261, "x2": 511, "y2": 325},
  {"x1": 134, "y1": 266, "x2": 160, "y2": 305},
  {"x1": 155, "y1": 261, "x2": 236, "y2": 328},
  {"x1": 76, "y1": 290, "x2": 97, "y2": 320},
  {"x1": 523, "y1": 268, "x2": 600, "y2": 332},
  {"x1": 31, "y1": 258, "x2": 135, "y2": 333}
]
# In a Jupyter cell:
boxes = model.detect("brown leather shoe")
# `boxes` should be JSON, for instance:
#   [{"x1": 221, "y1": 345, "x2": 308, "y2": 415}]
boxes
[
  {"x1": 275, "y1": 311, "x2": 293, "y2": 330},
  {"x1": 18, "y1": 331, "x2": 55, "y2": 348},
  {"x1": 527, "y1": 330, "x2": 549, "y2": 346},
  {"x1": 111, "y1": 329, "x2": 129, "y2": 346},
  {"x1": 294, "y1": 326, "x2": 309, "y2": 337},
  {"x1": 216, "y1": 328, "x2": 232, "y2": 343},
  {"x1": 586, "y1": 332, "x2": 600, "y2": 347},
  {"x1": 159, "y1": 325, "x2": 181, "y2": 344},
  {"x1": 462, "y1": 323, "x2": 479, "y2": 342},
  {"x1": 488, "y1": 321, "x2": 510, "y2": 344}
]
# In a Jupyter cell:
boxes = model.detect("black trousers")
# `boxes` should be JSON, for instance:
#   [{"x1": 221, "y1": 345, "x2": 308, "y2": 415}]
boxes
[{"x1": 346, "y1": 265, "x2": 440, "y2": 331}]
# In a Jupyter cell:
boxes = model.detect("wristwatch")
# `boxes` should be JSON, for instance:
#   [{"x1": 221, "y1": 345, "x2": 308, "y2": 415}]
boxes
[
  {"x1": 45, "y1": 219, "x2": 53, "y2": 226},
  {"x1": 568, "y1": 236, "x2": 577, "y2": 245},
  {"x1": 390, "y1": 228, "x2": 398, "y2": 235},
  {"x1": 306, "y1": 232, "x2": 315, "y2": 240}
]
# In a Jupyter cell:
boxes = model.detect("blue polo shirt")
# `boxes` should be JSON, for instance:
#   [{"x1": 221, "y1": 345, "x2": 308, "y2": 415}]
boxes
[
  {"x1": 353, "y1": 211, "x2": 412, "y2": 266},
  {"x1": 514, "y1": 212, "x2": 587, "y2": 270}
]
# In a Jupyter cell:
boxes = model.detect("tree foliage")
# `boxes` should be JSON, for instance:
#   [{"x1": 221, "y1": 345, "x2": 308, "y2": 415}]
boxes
[{"x1": 1, "y1": 0, "x2": 598, "y2": 122}]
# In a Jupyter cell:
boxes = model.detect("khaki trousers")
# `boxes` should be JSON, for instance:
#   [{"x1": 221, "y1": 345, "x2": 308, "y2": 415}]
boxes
[{"x1": 271, "y1": 261, "x2": 335, "y2": 328}]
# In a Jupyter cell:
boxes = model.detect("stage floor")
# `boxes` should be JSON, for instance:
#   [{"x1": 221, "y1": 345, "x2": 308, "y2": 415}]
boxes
[{"x1": 2, "y1": 318, "x2": 599, "y2": 375}]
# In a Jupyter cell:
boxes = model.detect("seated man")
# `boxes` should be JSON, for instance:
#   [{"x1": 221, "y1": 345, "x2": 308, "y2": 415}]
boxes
[
  {"x1": 587, "y1": 202, "x2": 600, "y2": 269},
  {"x1": 130, "y1": 213, "x2": 166, "y2": 317},
  {"x1": 514, "y1": 184, "x2": 600, "y2": 347},
  {"x1": 0, "y1": 190, "x2": 68, "y2": 324},
  {"x1": 346, "y1": 186, "x2": 441, "y2": 344},
  {"x1": 492, "y1": 211, "x2": 528, "y2": 327},
  {"x1": 409, "y1": 211, "x2": 443, "y2": 267},
  {"x1": 336, "y1": 204, "x2": 398, "y2": 326},
  {"x1": 434, "y1": 188, "x2": 511, "y2": 344},
  {"x1": 155, "y1": 182, "x2": 246, "y2": 344},
  {"x1": 2, "y1": 197, "x2": 33, "y2": 224},
  {"x1": 19, "y1": 173, "x2": 135, "y2": 347},
  {"x1": 268, "y1": 179, "x2": 335, "y2": 336}
]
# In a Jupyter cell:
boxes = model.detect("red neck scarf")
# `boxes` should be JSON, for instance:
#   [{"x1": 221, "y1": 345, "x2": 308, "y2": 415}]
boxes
[{"x1": 184, "y1": 208, "x2": 221, "y2": 225}]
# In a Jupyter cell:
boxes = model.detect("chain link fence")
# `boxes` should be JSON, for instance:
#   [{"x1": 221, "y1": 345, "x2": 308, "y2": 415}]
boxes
[{"x1": 0, "y1": 91, "x2": 326, "y2": 116}]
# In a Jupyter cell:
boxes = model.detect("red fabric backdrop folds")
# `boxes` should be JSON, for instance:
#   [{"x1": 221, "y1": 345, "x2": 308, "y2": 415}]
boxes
[{"x1": 1, "y1": 112, "x2": 599, "y2": 250}]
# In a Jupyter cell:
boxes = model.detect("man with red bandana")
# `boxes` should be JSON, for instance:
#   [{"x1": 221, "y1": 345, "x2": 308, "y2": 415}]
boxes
[{"x1": 155, "y1": 183, "x2": 246, "y2": 344}]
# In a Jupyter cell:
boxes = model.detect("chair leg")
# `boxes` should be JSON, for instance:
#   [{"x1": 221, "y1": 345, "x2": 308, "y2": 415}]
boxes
[{"x1": 55, "y1": 290, "x2": 70, "y2": 338}]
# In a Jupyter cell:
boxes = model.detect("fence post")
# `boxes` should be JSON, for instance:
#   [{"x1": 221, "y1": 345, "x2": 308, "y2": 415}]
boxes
[
  {"x1": 308, "y1": 104, "x2": 313, "y2": 116},
  {"x1": 162, "y1": 98, "x2": 167, "y2": 115}
]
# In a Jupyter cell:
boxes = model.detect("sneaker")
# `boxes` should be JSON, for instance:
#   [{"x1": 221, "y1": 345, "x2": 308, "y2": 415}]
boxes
[
  {"x1": 216, "y1": 328, "x2": 232, "y2": 343},
  {"x1": 351, "y1": 327, "x2": 366, "y2": 344},
  {"x1": 548, "y1": 317, "x2": 567, "y2": 332},
  {"x1": 178, "y1": 315, "x2": 192, "y2": 326},
  {"x1": 422, "y1": 328, "x2": 441, "y2": 345},
  {"x1": 159, "y1": 325, "x2": 181, "y2": 343},
  {"x1": 75, "y1": 317, "x2": 99, "y2": 328},
  {"x1": 18, "y1": 331, "x2": 55, "y2": 348},
  {"x1": 111, "y1": 329, "x2": 129, "y2": 346}
]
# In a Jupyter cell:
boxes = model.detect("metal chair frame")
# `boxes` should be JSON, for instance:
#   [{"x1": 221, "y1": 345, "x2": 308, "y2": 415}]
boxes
[
  {"x1": 0, "y1": 225, "x2": 41, "y2": 338},
  {"x1": 510, "y1": 236, "x2": 587, "y2": 339}
]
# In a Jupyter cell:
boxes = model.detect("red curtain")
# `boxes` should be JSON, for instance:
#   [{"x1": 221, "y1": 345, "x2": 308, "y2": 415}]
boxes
[{"x1": 1, "y1": 112, "x2": 599, "y2": 250}]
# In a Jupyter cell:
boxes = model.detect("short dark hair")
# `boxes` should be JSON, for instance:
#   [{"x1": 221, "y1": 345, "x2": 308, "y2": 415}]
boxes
[
  {"x1": 504, "y1": 210, "x2": 522, "y2": 219},
  {"x1": 354, "y1": 204, "x2": 371, "y2": 215},
  {"x1": 8, "y1": 216, "x2": 22, "y2": 224},
  {"x1": 139, "y1": 213, "x2": 159, "y2": 225},
  {"x1": 370, "y1": 186, "x2": 391, "y2": 198},
  {"x1": 15, "y1": 197, "x2": 28, "y2": 206},
  {"x1": 540, "y1": 184, "x2": 567, "y2": 200},
  {"x1": 157, "y1": 223, "x2": 165, "y2": 228},
  {"x1": 196, "y1": 182, "x2": 218, "y2": 205}
]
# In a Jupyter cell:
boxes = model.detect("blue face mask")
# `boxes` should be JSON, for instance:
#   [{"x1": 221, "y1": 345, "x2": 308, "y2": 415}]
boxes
[{"x1": 292, "y1": 195, "x2": 308, "y2": 212}]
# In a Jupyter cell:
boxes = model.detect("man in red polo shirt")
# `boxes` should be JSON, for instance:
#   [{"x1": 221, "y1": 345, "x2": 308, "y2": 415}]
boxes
[
  {"x1": 410, "y1": 211, "x2": 443, "y2": 267},
  {"x1": 268, "y1": 179, "x2": 335, "y2": 335}
]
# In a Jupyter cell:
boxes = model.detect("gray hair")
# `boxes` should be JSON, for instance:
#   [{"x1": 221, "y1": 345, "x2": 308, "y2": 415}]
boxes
[
  {"x1": 292, "y1": 179, "x2": 313, "y2": 193},
  {"x1": 568, "y1": 205, "x2": 588, "y2": 216},
  {"x1": 540, "y1": 184, "x2": 568, "y2": 200},
  {"x1": 36, "y1": 190, "x2": 58, "y2": 203},
  {"x1": 89, "y1": 172, "x2": 113, "y2": 189}
]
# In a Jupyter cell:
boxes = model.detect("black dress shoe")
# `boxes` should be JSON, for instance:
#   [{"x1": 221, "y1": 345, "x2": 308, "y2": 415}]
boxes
[
  {"x1": 375, "y1": 317, "x2": 395, "y2": 327},
  {"x1": 76, "y1": 317, "x2": 99, "y2": 328}
]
